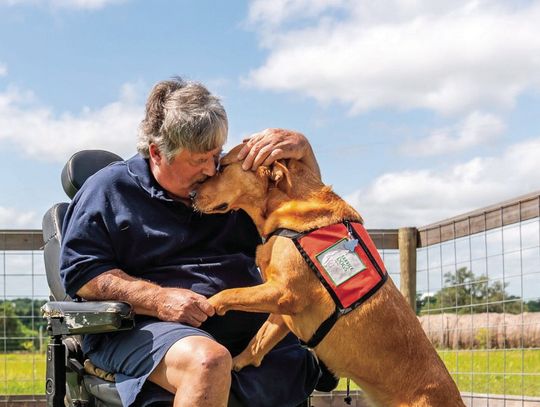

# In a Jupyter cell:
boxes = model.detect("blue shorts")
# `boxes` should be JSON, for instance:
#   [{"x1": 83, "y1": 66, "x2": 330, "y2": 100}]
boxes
[{"x1": 84, "y1": 316, "x2": 320, "y2": 407}]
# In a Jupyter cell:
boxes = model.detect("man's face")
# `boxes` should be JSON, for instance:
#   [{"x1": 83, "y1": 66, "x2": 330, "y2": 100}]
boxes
[{"x1": 149, "y1": 144, "x2": 223, "y2": 201}]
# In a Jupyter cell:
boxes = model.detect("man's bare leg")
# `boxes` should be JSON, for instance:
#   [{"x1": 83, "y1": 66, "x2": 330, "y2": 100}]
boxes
[{"x1": 148, "y1": 336, "x2": 232, "y2": 407}]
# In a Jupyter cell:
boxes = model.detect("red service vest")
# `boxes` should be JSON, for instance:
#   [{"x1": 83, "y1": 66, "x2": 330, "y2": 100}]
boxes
[{"x1": 271, "y1": 221, "x2": 388, "y2": 312}]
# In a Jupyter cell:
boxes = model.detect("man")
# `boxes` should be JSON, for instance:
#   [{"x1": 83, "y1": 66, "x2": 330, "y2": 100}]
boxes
[{"x1": 60, "y1": 77, "x2": 323, "y2": 407}]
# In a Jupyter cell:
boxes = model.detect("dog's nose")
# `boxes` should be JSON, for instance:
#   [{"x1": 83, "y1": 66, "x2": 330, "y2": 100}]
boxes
[{"x1": 189, "y1": 191, "x2": 197, "y2": 200}]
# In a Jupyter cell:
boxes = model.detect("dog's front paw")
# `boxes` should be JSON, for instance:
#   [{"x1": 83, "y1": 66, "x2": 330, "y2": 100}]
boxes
[
  {"x1": 208, "y1": 294, "x2": 228, "y2": 316},
  {"x1": 232, "y1": 351, "x2": 263, "y2": 372}
]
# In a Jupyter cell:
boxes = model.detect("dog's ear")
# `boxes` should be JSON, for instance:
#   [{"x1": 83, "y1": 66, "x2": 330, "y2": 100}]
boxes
[
  {"x1": 220, "y1": 143, "x2": 246, "y2": 166},
  {"x1": 270, "y1": 161, "x2": 292, "y2": 193},
  {"x1": 256, "y1": 166, "x2": 271, "y2": 180}
]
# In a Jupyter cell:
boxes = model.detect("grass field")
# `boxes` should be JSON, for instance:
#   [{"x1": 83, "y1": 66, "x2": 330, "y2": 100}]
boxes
[
  {"x1": 0, "y1": 353, "x2": 46, "y2": 395},
  {"x1": 334, "y1": 349, "x2": 540, "y2": 397},
  {"x1": 1, "y1": 350, "x2": 539, "y2": 396}
]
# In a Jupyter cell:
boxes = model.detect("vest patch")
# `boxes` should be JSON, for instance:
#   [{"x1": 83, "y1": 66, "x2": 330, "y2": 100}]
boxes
[{"x1": 316, "y1": 238, "x2": 367, "y2": 286}]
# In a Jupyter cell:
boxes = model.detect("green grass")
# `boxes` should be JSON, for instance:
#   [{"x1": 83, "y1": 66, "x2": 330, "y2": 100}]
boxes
[
  {"x1": 1, "y1": 350, "x2": 539, "y2": 397},
  {"x1": 335, "y1": 349, "x2": 540, "y2": 397},
  {"x1": 0, "y1": 353, "x2": 46, "y2": 395},
  {"x1": 440, "y1": 348, "x2": 540, "y2": 397}
]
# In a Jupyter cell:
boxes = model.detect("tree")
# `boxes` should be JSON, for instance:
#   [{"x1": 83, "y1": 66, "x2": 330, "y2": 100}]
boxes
[
  {"x1": 0, "y1": 301, "x2": 35, "y2": 351},
  {"x1": 418, "y1": 267, "x2": 524, "y2": 315},
  {"x1": 9, "y1": 298, "x2": 47, "y2": 331},
  {"x1": 526, "y1": 299, "x2": 540, "y2": 312},
  {"x1": 0, "y1": 299, "x2": 47, "y2": 351}
]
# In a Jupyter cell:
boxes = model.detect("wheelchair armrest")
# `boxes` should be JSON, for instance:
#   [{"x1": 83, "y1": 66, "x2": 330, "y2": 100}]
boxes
[{"x1": 42, "y1": 301, "x2": 135, "y2": 336}]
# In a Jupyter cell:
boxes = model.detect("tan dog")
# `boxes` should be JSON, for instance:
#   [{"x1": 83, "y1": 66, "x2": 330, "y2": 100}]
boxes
[{"x1": 194, "y1": 144, "x2": 465, "y2": 407}]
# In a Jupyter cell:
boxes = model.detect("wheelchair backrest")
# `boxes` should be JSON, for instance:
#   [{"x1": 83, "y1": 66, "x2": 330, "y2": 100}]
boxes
[{"x1": 42, "y1": 150, "x2": 123, "y2": 301}]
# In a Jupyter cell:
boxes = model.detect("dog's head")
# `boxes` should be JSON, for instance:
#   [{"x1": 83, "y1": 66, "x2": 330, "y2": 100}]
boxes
[{"x1": 193, "y1": 143, "x2": 291, "y2": 217}]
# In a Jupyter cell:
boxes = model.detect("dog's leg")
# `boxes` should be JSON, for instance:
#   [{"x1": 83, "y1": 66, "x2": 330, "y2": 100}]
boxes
[
  {"x1": 232, "y1": 313, "x2": 290, "y2": 371},
  {"x1": 208, "y1": 280, "x2": 301, "y2": 316}
]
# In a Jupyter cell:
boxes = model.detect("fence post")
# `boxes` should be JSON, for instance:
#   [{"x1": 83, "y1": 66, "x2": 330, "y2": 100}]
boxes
[{"x1": 398, "y1": 227, "x2": 417, "y2": 313}]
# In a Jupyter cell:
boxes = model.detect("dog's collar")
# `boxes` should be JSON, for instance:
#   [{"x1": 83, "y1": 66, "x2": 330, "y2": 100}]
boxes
[
  {"x1": 264, "y1": 227, "x2": 304, "y2": 243},
  {"x1": 263, "y1": 219, "x2": 357, "y2": 242},
  {"x1": 264, "y1": 218, "x2": 360, "y2": 242}
]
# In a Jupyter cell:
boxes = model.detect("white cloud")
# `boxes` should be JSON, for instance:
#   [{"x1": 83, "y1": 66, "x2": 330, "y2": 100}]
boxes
[
  {"x1": 0, "y1": 63, "x2": 6, "y2": 76},
  {"x1": 247, "y1": 0, "x2": 346, "y2": 29},
  {"x1": 0, "y1": 82, "x2": 143, "y2": 162},
  {"x1": 0, "y1": 206, "x2": 37, "y2": 229},
  {"x1": 401, "y1": 111, "x2": 505, "y2": 156},
  {"x1": 0, "y1": 0, "x2": 126, "y2": 9},
  {"x1": 345, "y1": 137, "x2": 540, "y2": 228},
  {"x1": 245, "y1": 0, "x2": 540, "y2": 115}
]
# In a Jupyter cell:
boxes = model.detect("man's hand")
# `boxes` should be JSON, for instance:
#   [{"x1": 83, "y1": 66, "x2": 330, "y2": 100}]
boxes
[
  {"x1": 156, "y1": 287, "x2": 215, "y2": 327},
  {"x1": 237, "y1": 128, "x2": 321, "y2": 178}
]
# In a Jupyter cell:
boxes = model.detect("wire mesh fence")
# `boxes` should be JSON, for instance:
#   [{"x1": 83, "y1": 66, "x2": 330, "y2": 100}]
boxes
[
  {"x1": 417, "y1": 214, "x2": 540, "y2": 405},
  {"x1": 0, "y1": 192, "x2": 539, "y2": 406},
  {"x1": 0, "y1": 248, "x2": 47, "y2": 400}
]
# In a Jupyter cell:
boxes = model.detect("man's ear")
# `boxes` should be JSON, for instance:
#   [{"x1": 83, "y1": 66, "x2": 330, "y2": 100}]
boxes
[
  {"x1": 149, "y1": 143, "x2": 163, "y2": 165},
  {"x1": 270, "y1": 161, "x2": 292, "y2": 193}
]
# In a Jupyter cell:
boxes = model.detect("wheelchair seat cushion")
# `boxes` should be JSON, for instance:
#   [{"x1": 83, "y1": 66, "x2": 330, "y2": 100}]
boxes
[{"x1": 83, "y1": 374, "x2": 123, "y2": 407}]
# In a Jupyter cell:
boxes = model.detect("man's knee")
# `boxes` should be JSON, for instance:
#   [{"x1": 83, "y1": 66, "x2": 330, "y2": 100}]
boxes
[
  {"x1": 189, "y1": 341, "x2": 232, "y2": 375},
  {"x1": 168, "y1": 336, "x2": 232, "y2": 378}
]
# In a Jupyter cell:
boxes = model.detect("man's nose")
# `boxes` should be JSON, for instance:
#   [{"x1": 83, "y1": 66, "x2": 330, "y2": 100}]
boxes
[{"x1": 202, "y1": 160, "x2": 217, "y2": 177}]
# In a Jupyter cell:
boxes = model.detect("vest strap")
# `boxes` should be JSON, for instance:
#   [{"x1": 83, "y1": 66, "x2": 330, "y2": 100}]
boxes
[{"x1": 300, "y1": 307, "x2": 341, "y2": 348}]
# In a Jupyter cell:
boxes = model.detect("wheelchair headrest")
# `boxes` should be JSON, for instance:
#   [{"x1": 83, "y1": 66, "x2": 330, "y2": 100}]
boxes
[{"x1": 61, "y1": 150, "x2": 123, "y2": 199}]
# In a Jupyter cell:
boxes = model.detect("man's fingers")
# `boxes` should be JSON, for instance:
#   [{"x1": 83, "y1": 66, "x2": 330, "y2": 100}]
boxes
[
  {"x1": 198, "y1": 299, "x2": 215, "y2": 317},
  {"x1": 237, "y1": 142, "x2": 251, "y2": 161},
  {"x1": 241, "y1": 138, "x2": 281, "y2": 170},
  {"x1": 238, "y1": 129, "x2": 275, "y2": 160},
  {"x1": 238, "y1": 132, "x2": 264, "y2": 159},
  {"x1": 191, "y1": 306, "x2": 209, "y2": 321},
  {"x1": 261, "y1": 149, "x2": 283, "y2": 167},
  {"x1": 249, "y1": 144, "x2": 275, "y2": 170},
  {"x1": 241, "y1": 141, "x2": 263, "y2": 170},
  {"x1": 239, "y1": 128, "x2": 305, "y2": 170},
  {"x1": 185, "y1": 316, "x2": 203, "y2": 327},
  {"x1": 181, "y1": 305, "x2": 209, "y2": 327}
]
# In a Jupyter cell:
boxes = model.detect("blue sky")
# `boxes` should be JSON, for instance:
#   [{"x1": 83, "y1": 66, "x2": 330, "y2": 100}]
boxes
[{"x1": 2, "y1": 0, "x2": 540, "y2": 229}]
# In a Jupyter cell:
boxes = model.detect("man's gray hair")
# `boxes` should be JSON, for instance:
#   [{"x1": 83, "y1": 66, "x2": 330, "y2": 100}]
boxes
[{"x1": 137, "y1": 77, "x2": 228, "y2": 161}]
